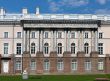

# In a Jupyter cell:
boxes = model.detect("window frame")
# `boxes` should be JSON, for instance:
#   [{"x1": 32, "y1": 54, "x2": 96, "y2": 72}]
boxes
[
  {"x1": 31, "y1": 43, "x2": 35, "y2": 54},
  {"x1": 30, "y1": 60, "x2": 36, "y2": 70},
  {"x1": 16, "y1": 60, "x2": 21, "y2": 70},
  {"x1": 98, "y1": 43, "x2": 103, "y2": 54},
  {"x1": 57, "y1": 43, "x2": 62, "y2": 54},
  {"x1": 16, "y1": 43, "x2": 22, "y2": 54},
  {"x1": 44, "y1": 43, "x2": 49, "y2": 54},
  {"x1": 57, "y1": 60, "x2": 64, "y2": 71},
  {"x1": 4, "y1": 32, "x2": 8, "y2": 38},
  {"x1": 4, "y1": 43, "x2": 8, "y2": 54},
  {"x1": 71, "y1": 60, "x2": 77, "y2": 71},
  {"x1": 44, "y1": 59, "x2": 50, "y2": 71},
  {"x1": 17, "y1": 32, "x2": 21, "y2": 38}
]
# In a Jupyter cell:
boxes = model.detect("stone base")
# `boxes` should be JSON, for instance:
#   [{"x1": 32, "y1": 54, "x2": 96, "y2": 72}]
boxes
[{"x1": 0, "y1": 52, "x2": 110, "y2": 74}]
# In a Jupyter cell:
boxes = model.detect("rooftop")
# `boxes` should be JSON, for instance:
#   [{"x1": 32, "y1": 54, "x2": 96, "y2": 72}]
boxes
[{"x1": 0, "y1": 8, "x2": 110, "y2": 21}]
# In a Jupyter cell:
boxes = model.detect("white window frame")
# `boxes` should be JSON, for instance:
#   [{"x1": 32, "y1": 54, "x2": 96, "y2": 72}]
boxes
[
  {"x1": 4, "y1": 43, "x2": 8, "y2": 54},
  {"x1": 16, "y1": 43, "x2": 22, "y2": 54},
  {"x1": 44, "y1": 59, "x2": 50, "y2": 71},
  {"x1": 31, "y1": 32, "x2": 35, "y2": 38},
  {"x1": 44, "y1": 43, "x2": 49, "y2": 54},
  {"x1": 57, "y1": 32, "x2": 62, "y2": 38},
  {"x1": 99, "y1": 32, "x2": 103, "y2": 39},
  {"x1": 57, "y1": 60, "x2": 63, "y2": 71},
  {"x1": 44, "y1": 32, "x2": 48, "y2": 39},
  {"x1": 16, "y1": 61, "x2": 21, "y2": 70},
  {"x1": 71, "y1": 32, "x2": 75, "y2": 38},
  {"x1": 85, "y1": 60, "x2": 91, "y2": 71},
  {"x1": 57, "y1": 43, "x2": 62, "y2": 54},
  {"x1": 84, "y1": 43, "x2": 89, "y2": 54},
  {"x1": 71, "y1": 60, "x2": 77, "y2": 71},
  {"x1": 98, "y1": 61, "x2": 104, "y2": 70},
  {"x1": 17, "y1": 32, "x2": 21, "y2": 38},
  {"x1": 98, "y1": 43, "x2": 103, "y2": 54},
  {"x1": 4, "y1": 32, "x2": 8, "y2": 38},
  {"x1": 31, "y1": 43, "x2": 35, "y2": 54},
  {"x1": 71, "y1": 43, "x2": 75, "y2": 54},
  {"x1": 30, "y1": 60, "x2": 36, "y2": 70},
  {"x1": 84, "y1": 32, "x2": 88, "y2": 38}
]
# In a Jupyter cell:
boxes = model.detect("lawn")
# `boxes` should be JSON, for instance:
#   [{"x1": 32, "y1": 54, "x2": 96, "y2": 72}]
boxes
[{"x1": 0, "y1": 74, "x2": 110, "y2": 81}]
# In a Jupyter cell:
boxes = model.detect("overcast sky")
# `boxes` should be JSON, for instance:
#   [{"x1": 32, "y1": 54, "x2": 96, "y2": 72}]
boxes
[{"x1": 0, "y1": 0, "x2": 110, "y2": 14}]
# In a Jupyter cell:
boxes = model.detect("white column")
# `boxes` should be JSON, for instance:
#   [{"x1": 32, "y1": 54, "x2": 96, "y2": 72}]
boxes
[
  {"x1": 67, "y1": 30, "x2": 70, "y2": 52},
  {"x1": 95, "y1": 30, "x2": 98, "y2": 51},
  {"x1": 27, "y1": 30, "x2": 30, "y2": 52},
  {"x1": 54, "y1": 30, "x2": 57, "y2": 51},
  {"x1": 64, "y1": 30, "x2": 67, "y2": 51},
  {"x1": 91, "y1": 30, "x2": 94, "y2": 52},
  {"x1": 37, "y1": 30, "x2": 40, "y2": 51},
  {"x1": 51, "y1": 30, "x2": 54, "y2": 51},
  {"x1": 23, "y1": 30, "x2": 26, "y2": 52},
  {"x1": 40, "y1": 30, "x2": 43, "y2": 52},
  {"x1": 81, "y1": 30, "x2": 84, "y2": 51},
  {"x1": 78, "y1": 30, "x2": 81, "y2": 51}
]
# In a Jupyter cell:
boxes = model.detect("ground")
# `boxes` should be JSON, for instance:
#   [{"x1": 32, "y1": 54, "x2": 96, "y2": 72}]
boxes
[{"x1": 0, "y1": 74, "x2": 110, "y2": 81}]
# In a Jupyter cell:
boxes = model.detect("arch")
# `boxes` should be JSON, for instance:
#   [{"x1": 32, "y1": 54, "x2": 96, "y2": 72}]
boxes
[
  {"x1": 31, "y1": 43, "x2": 35, "y2": 54},
  {"x1": 84, "y1": 43, "x2": 89, "y2": 54},
  {"x1": 57, "y1": 43, "x2": 62, "y2": 54},
  {"x1": 44, "y1": 43, "x2": 49, "y2": 54},
  {"x1": 71, "y1": 43, "x2": 75, "y2": 54}
]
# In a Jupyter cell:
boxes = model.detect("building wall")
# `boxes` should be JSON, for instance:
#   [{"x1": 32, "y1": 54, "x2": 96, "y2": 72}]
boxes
[{"x1": 0, "y1": 20, "x2": 110, "y2": 74}]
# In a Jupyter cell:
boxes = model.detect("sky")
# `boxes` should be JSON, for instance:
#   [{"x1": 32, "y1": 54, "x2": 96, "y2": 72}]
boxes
[{"x1": 0, "y1": 0, "x2": 110, "y2": 14}]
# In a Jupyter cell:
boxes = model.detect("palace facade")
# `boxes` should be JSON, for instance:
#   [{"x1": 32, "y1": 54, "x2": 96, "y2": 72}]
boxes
[{"x1": 0, "y1": 8, "x2": 110, "y2": 74}]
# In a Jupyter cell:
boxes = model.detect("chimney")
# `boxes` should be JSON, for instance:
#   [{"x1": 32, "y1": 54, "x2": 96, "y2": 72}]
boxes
[
  {"x1": 36, "y1": 7, "x2": 39, "y2": 15},
  {"x1": 22, "y1": 8, "x2": 28, "y2": 14},
  {"x1": 0, "y1": 8, "x2": 5, "y2": 15}
]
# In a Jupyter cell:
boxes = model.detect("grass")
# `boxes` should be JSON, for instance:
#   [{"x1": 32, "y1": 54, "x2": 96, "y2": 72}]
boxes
[{"x1": 0, "y1": 74, "x2": 110, "y2": 81}]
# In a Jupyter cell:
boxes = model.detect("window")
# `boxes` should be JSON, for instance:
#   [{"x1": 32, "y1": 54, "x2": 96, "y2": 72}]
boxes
[
  {"x1": 98, "y1": 43, "x2": 103, "y2": 54},
  {"x1": 71, "y1": 59, "x2": 77, "y2": 71},
  {"x1": 84, "y1": 43, "x2": 89, "y2": 54},
  {"x1": 84, "y1": 32, "x2": 88, "y2": 38},
  {"x1": 44, "y1": 43, "x2": 49, "y2": 54},
  {"x1": 44, "y1": 59, "x2": 50, "y2": 71},
  {"x1": 17, "y1": 32, "x2": 21, "y2": 38},
  {"x1": 16, "y1": 43, "x2": 21, "y2": 54},
  {"x1": 44, "y1": 32, "x2": 48, "y2": 38},
  {"x1": 58, "y1": 32, "x2": 62, "y2": 38},
  {"x1": 71, "y1": 43, "x2": 75, "y2": 54},
  {"x1": 98, "y1": 60, "x2": 104, "y2": 70},
  {"x1": 71, "y1": 32, "x2": 75, "y2": 38},
  {"x1": 85, "y1": 60, "x2": 91, "y2": 71},
  {"x1": 57, "y1": 60, "x2": 63, "y2": 71},
  {"x1": 16, "y1": 60, "x2": 21, "y2": 70},
  {"x1": 57, "y1": 43, "x2": 62, "y2": 54},
  {"x1": 31, "y1": 32, "x2": 35, "y2": 38},
  {"x1": 31, "y1": 43, "x2": 35, "y2": 54},
  {"x1": 30, "y1": 60, "x2": 36, "y2": 70},
  {"x1": 99, "y1": 33, "x2": 103, "y2": 39},
  {"x1": 4, "y1": 43, "x2": 8, "y2": 54},
  {"x1": 4, "y1": 32, "x2": 8, "y2": 38}
]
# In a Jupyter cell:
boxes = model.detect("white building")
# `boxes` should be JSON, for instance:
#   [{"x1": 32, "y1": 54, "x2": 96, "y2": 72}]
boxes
[{"x1": 0, "y1": 8, "x2": 110, "y2": 74}]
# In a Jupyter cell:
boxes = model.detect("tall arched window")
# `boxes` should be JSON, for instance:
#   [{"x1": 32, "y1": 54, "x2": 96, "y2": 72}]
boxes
[
  {"x1": 57, "y1": 43, "x2": 62, "y2": 54},
  {"x1": 84, "y1": 43, "x2": 89, "y2": 54},
  {"x1": 71, "y1": 43, "x2": 75, "y2": 54},
  {"x1": 31, "y1": 43, "x2": 35, "y2": 54},
  {"x1": 57, "y1": 59, "x2": 63, "y2": 71},
  {"x1": 44, "y1": 43, "x2": 49, "y2": 54},
  {"x1": 44, "y1": 59, "x2": 50, "y2": 71}
]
